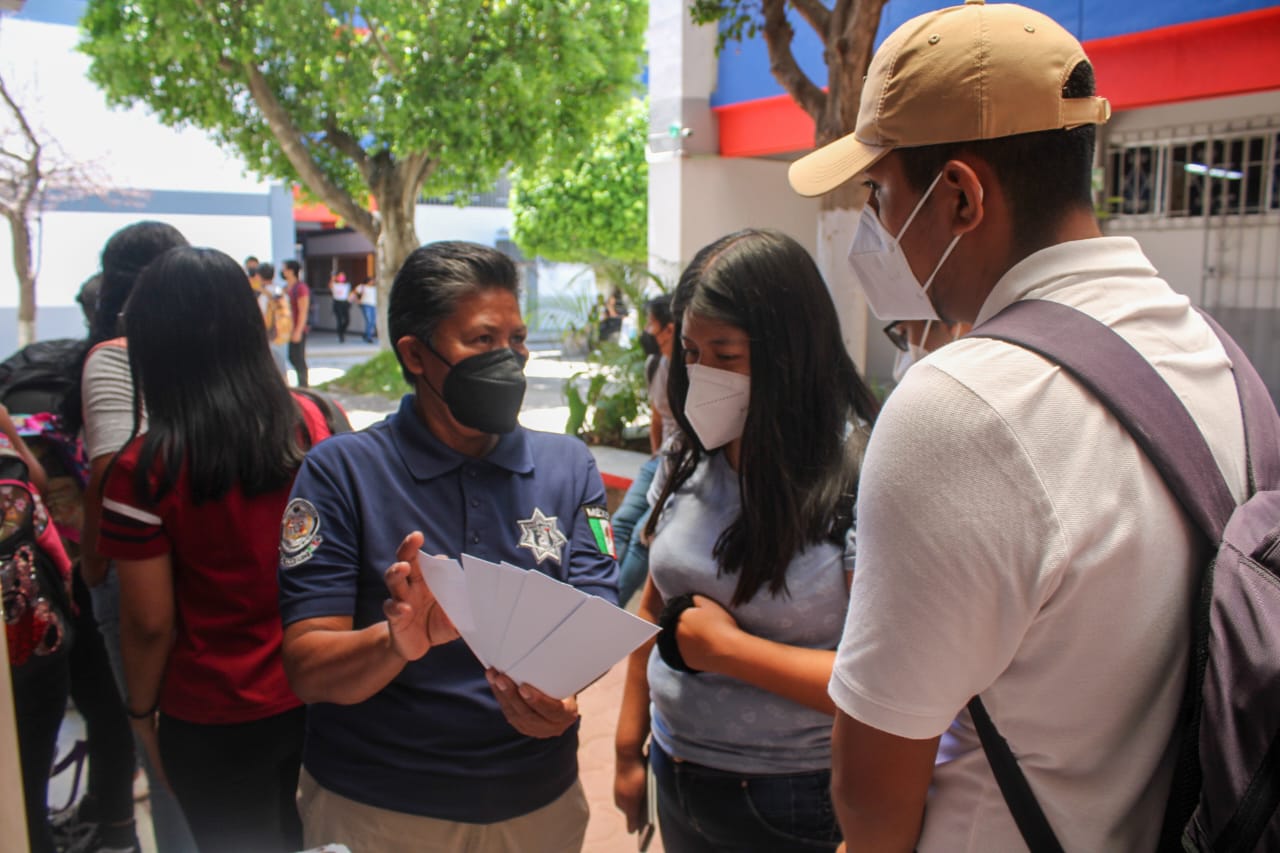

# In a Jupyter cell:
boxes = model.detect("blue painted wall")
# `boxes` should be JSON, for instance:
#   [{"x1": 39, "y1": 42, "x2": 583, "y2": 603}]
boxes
[{"x1": 711, "y1": 0, "x2": 1279, "y2": 107}]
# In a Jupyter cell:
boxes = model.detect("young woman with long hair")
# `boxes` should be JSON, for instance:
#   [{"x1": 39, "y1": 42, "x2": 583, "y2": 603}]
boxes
[
  {"x1": 96, "y1": 246, "x2": 333, "y2": 853},
  {"x1": 614, "y1": 229, "x2": 880, "y2": 852}
]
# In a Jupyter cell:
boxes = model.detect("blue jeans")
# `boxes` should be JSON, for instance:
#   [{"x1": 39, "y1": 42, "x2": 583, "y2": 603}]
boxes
[
  {"x1": 613, "y1": 455, "x2": 658, "y2": 605},
  {"x1": 650, "y1": 744, "x2": 841, "y2": 853},
  {"x1": 361, "y1": 304, "x2": 377, "y2": 342}
]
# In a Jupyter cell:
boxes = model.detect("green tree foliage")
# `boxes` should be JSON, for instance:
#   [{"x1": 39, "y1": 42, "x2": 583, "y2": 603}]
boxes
[
  {"x1": 509, "y1": 97, "x2": 647, "y2": 265},
  {"x1": 78, "y1": 0, "x2": 645, "y2": 339}
]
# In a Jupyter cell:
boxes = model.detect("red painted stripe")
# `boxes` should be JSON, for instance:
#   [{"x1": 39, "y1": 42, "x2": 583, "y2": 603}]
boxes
[
  {"x1": 1087, "y1": 7, "x2": 1280, "y2": 111},
  {"x1": 601, "y1": 472, "x2": 635, "y2": 491},
  {"x1": 715, "y1": 7, "x2": 1280, "y2": 159}
]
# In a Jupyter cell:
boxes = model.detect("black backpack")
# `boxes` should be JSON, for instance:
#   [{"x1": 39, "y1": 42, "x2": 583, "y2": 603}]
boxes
[
  {"x1": 0, "y1": 338, "x2": 86, "y2": 417},
  {"x1": 968, "y1": 300, "x2": 1280, "y2": 852}
]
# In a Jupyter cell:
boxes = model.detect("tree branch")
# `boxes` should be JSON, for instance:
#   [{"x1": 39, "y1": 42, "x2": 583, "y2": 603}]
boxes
[
  {"x1": 356, "y1": 8, "x2": 402, "y2": 76},
  {"x1": 241, "y1": 62, "x2": 377, "y2": 239},
  {"x1": 323, "y1": 119, "x2": 372, "y2": 178},
  {"x1": 762, "y1": 0, "x2": 826, "y2": 121},
  {"x1": 0, "y1": 71, "x2": 41, "y2": 213},
  {"x1": 790, "y1": 0, "x2": 831, "y2": 40}
]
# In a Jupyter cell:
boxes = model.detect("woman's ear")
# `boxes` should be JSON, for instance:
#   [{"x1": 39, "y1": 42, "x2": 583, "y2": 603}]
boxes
[
  {"x1": 396, "y1": 336, "x2": 430, "y2": 378},
  {"x1": 943, "y1": 159, "x2": 986, "y2": 235}
]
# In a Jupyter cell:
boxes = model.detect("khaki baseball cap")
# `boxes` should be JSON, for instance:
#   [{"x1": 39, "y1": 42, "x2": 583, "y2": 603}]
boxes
[{"x1": 788, "y1": 0, "x2": 1111, "y2": 197}]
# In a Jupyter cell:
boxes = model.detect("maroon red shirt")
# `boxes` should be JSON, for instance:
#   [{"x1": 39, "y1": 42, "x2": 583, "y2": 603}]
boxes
[{"x1": 99, "y1": 395, "x2": 329, "y2": 724}]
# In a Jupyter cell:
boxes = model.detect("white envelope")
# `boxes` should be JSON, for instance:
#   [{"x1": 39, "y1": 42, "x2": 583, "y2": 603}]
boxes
[
  {"x1": 416, "y1": 551, "x2": 658, "y2": 699},
  {"x1": 504, "y1": 595, "x2": 660, "y2": 698}
]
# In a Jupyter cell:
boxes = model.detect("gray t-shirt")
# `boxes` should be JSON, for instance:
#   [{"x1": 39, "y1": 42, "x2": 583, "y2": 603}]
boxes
[
  {"x1": 647, "y1": 451, "x2": 853, "y2": 774},
  {"x1": 82, "y1": 342, "x2": 142, "y2": 460}
]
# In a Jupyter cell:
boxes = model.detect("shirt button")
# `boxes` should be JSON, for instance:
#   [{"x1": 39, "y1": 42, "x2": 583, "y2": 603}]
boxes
[
  {"x1": 471, "y1": 532, "x2": 480, "y2": 544},
  {"x1": 470, "y1": 498, "x2": 480, "y2": 508},
  {"x1": 467, "y1": 468, "x2": 478, "y2": 479}
]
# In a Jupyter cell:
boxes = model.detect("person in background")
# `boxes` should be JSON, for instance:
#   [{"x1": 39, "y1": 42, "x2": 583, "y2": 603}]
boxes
[
  {"x1": 278, "y1": 241, "x2": 617, "y2": 853},
  {"x1": 614, "y1": 229, "x2": 880, "y2": 852},
  {"x1": 2, "y1": 401, "x2": 75, "y2": 853},
  {"x1": 282, "y1": 260, "x2": 310, "y2": 388},
  {"x1": 882, "y1": 317, "x2": 972, "y2": 385},
  {"x1": 610, "y1": 294, "x2": 676, "y2": 607},
  {"x1": 66, "y1": 220, "x2": 199, "y2": 853},
  {"x1": 356, "y1": 277, "x2": 378, "y2": 343},
  {"x1": 99, "y1": 246, "x2": 333, "y2": 853},
  {"x1": 244, "y1": 256, "x2": 259, "y2": 280},
  {"x1": 330, "y1": 272, "x2": 352, "y2": 344}
]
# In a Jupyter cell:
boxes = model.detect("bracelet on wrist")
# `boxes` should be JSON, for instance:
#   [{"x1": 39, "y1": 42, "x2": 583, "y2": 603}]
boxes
[{"x1": 127, "y1": 702, "x2": 157, "y2": 720}]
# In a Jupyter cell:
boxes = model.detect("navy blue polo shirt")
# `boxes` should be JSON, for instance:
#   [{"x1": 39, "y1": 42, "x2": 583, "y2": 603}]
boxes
[{"x1": 278, "y1": 395, "x2": 617, "y2": 823}]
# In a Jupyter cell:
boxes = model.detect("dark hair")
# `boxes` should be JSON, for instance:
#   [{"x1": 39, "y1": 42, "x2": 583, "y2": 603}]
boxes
[
  {"x1": 644, "y1": 229, "x2": 880, "y2": 605},
  {"x1": 896, "y1": 61, "x2": 1098, "y2": 255},
  {"x1": 244, "y1": 255, "x2": 259, "y2": 266},
  {"x1": 283, "y1": 260, "x2": 301, "y2": 277},
  {"x1": 93, "y1": 221, "x2": 189, "y2": 344},
  {"x1": 76, "y1": 274, "x2": 102, "y2": 327},
  {"x1": 645, "y1": 294, "x2": 674, "y2": 328},
  {"x1": 121, "y1": 247, "x2": 309, "y2": 504},
  {"x1": 388, "y1": 241, "x2": 519, "y2": 383},
  {"x1": 62, "y1": 221, "x2": 189, "y2": 433},
  {"x1": 256, "y1": 261, "x2": 275, "y2": 281}
]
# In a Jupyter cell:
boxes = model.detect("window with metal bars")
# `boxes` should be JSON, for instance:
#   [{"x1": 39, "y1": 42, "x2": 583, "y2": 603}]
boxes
[{"x1": 1104, "y1": 127, "x2": 1279, "y2": 218}]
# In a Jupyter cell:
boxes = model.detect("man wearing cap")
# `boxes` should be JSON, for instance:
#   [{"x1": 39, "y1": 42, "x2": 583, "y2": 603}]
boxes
[{"x1": 788, "y1": 2, "x2": 1249, "y2": 850}]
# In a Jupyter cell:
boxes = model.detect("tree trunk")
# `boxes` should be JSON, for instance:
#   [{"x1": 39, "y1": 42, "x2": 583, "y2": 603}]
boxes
[
  {"x1": 811, "y1": 0, "x2": 887, "y2": 370},
  {"x1": 5, "y1": 213, "x2": 36, "y2": 348},
  {"x1": 817, "y1": 182, "x2": 868, "y2": 370},
  {"x1": 371, "y1": 171, "x2": 422, "y2": 349}
]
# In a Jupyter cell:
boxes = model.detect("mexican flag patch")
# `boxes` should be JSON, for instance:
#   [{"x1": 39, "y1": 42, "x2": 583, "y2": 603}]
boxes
[{"x1": 582, "y1": 504, "x2": 616, "y2": 558}]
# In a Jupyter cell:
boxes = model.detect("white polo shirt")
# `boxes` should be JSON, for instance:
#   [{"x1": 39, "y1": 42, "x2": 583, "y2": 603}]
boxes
[{"x1": 831, "y1": 237, "x2": 1248, "y2": 852}]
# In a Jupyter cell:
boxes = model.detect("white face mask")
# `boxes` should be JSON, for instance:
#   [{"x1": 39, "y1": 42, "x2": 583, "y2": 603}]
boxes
[
  {"x1": 684, "y1": 364, "x2": 751, "y2": 451},
  {"x1": 847, "y1": 171, "x2": 963, "y2": 322},
  {"x1": 891, "y1": 319, "x2": 935, "y2": 383}
]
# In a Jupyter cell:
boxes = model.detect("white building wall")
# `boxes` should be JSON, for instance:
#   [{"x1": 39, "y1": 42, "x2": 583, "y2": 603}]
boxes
[
  {"x1": 0, "y1": 15, "x2": 276, "y2": 354},
  {"x1": 645, "y1": 0, "x2": 820, "y2": 283}
]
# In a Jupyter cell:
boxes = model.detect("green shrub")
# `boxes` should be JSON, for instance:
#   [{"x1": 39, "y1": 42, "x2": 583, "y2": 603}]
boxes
[{"x1": 320, "y1": 350, "x2": 405, "y2": 398}]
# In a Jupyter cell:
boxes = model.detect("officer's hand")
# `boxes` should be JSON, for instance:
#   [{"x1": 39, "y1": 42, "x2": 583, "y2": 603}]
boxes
[
  {"x1": 675, "y1": 594, "x2": 738, "y2": 673},
  {"x1": 382, "y1": 531, "x2": 458, "y2": 661},
  {"x1": 486, "y1": 670, "x2": 580, "y2": 738}
]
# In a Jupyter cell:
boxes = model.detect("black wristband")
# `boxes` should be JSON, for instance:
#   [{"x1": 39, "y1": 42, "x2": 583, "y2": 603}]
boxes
[
  {"x1": 656, "y1": 593, "x2": 702, "y2": 674},
  {"x1": 126, "y1": 703, "x2": 157, "y2": 720}
]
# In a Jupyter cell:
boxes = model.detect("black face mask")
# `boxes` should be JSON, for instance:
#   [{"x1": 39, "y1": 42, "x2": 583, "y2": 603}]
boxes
[
  {"x1": 424, "y1": 342, "x2": 527, "y2": 434},
  {"x1": 639, "y1": 331, "x2": 661, "y2": 357}
]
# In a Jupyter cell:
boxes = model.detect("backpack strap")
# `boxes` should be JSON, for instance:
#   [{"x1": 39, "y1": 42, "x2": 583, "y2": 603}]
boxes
[
  {"x1": 1194, "y1": 309, "x2": 1280, "y2": 493},
  {"x1": 967, "y1": 696, "x2": 1065, "y2": 853},
  {"x1": 965, "y1": 298, "x2": 1261, "y2": 853},
  {"x1": 972, "y1": 299, "x2": 1236, "y2": 542}
]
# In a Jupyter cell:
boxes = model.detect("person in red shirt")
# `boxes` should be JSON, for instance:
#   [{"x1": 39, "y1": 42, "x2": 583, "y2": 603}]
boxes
[
  {"x1": 282, "y1": 260, "x2": 311, "y2": 387},
  {"x1": 99, "y1": 246, "x2": 331, "y2": 853}
]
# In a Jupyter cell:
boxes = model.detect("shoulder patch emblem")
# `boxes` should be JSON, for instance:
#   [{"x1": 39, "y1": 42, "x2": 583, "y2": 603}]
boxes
[
  {"x1": 516, "y1": 507, "x2": 567, "y2": 565},
  {"x1": 280, "y1": 498, "x2": 323, "y2": 568},
  {"x1": 581, "y1": 504, "x2": 616, "y2": 559}
]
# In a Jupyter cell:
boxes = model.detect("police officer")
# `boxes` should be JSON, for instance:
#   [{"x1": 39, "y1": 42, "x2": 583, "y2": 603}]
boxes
[{"x1": 278, "y1": 241, "x2": 617, "y2": 853}]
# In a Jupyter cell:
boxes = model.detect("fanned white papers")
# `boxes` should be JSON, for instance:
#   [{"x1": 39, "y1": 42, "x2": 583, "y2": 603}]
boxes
[{"x1": 418, "y1": 551, "x2": 658, "y2": 698}]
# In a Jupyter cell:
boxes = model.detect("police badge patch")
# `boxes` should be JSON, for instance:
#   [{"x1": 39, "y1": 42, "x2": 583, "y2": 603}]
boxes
[
  {"x1": 581, "y1": 504, "x2": 616, "y2": 558},
  {"x1": 280, "y1": 498, "x2": 322, "y2": 568},
  {"x1": 516, "y1": 507, "x2": 567, "y2": 564}
]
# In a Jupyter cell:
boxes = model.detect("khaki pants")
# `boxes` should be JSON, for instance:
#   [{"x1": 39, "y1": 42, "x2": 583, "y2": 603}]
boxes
[{"x1": 297, "y1": 768, "x2": 589, "y2": 853}]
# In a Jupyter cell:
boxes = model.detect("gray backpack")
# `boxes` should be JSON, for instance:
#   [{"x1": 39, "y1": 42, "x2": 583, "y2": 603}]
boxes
[{"x1": 967, "y1": 299, "x2": 1280, "y2": 853}]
